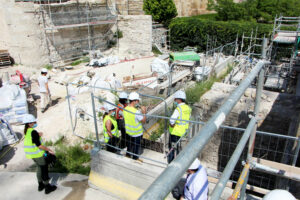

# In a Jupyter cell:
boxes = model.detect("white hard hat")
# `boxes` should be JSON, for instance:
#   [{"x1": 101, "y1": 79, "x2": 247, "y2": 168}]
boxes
[
  {"x1": 188, "y1": 158, "x2": 201, "y2": 170},
  {"x1": 22, "y1": 114, "x2": 37, "y2": 124},
  {"x1": 41, "y1": 68, "x2": 48, "y2": 73},
  {"x1": 105, "y1": 104, "x2": 115, "y2": 112},
  {"x1": 119, "y1": 92, "x2": 128, "y2": 99},
  {"x1": 263, "y1": 190, "x2": 296, "y2": 200},
  {"x1": 129, "y1": 92, "x2": 140, "y2": 101},
  {"x1": 174, "y1": 90, "x2": 186, "y2": 100}
]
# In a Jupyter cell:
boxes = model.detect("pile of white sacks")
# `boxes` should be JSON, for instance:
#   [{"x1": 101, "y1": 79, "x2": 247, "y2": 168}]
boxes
[{"x1": 0, "y1": 84, "x2": 28, "y2": 124}]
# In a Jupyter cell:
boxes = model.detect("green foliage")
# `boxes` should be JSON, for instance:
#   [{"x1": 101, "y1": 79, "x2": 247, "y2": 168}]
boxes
[
  {"x1": 115, "y1": 29, "x2": 123, "y2": 39},
  {"x1": 186, "y1": 64, "x2": 234, "y2": 104},
  {"x1": 52, "y1": 143, "x2": 91, "y2": 175},
  {"x1": 186, "y1": 77, "x2": 217, "y2": 105},
  {"x1": 149, "y1": 119, "x2": 165, "y2": 141},
  {"x1": 44, "y1": 64, "x2": 53, "y2": 70},
  {"x1": 208, "y1": 0, "x2": 300, "y2": 22},
  {"x1": 70, "y1": 57, "x2": 90, "y2": 66},
  {"x1": 152, "y1": 45, "x2": 163, "y2": 55},
  {"x1": 143, "y1": 0, "x2": 178, "y2": 25},
  {"x1": 169, "y1": 17, "x2": 273, "y2": 51}
]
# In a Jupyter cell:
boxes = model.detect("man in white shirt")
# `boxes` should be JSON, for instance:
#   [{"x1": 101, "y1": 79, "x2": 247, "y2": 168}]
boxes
[
  {"x1": 168, "y1": 90, "x2": 191, "y2": 163},
  {"x1": 38, "y1": 68, "x2": 51, "y2": 113},
  {"x1": 123, "y1": 92, "x2": 146, "y2": 162},
  {"x1": 181, "y1": 158, "x2": 209, "y2": 200}
]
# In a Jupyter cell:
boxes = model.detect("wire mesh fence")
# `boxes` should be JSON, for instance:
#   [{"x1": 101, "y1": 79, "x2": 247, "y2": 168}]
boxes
[{"x1": 216, "y1": 126, "x2": 298, "y2": 190}]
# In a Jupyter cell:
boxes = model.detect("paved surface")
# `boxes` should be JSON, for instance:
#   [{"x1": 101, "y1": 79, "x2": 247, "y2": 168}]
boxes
[{"x1": 0, "y1": 172, "x2": 116, "y2": 200}]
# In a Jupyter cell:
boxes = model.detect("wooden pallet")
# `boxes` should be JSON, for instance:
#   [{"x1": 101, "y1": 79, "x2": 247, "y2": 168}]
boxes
[{"x1": 0, "y1": 50, "x2": 11, "y2": 66}]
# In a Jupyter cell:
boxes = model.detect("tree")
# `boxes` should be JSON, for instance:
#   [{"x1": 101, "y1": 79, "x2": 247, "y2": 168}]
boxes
[
  {"x1": 143, "y1": 0, "x2": 178, "y2": 25},
  {"x1": 208, "y1": 0, "x2": 300, "y2": 23}
]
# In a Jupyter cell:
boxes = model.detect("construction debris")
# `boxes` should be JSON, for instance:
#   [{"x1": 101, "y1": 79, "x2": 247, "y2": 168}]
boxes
[{"x1": 0, "y1": 50, "x2": 11, "y2": 66}]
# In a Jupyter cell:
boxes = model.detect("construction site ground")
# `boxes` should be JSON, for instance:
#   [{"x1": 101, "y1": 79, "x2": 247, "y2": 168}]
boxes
[{"x1": 0, "y1": 56, "x2": 154, "y2": 171}]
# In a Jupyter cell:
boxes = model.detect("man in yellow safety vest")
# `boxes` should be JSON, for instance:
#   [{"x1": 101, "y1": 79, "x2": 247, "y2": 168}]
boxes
[
  {"x1": 168, "y1": 90, "x2": 191, "y2": 163},
  {"x1": 123, "y1": 92, "x2": 146, "y2": 162}
]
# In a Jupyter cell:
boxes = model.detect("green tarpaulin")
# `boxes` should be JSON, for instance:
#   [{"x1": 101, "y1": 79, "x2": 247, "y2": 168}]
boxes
[{"x1": 169, "y1": 51, "x2": 200, "y2": 62}]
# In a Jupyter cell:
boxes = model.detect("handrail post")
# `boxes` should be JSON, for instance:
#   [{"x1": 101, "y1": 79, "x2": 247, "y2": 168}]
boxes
[
  {"x1": 240, "y1": 66, "x2": 265, "y2": 199},
  {"x1": 91, "y1": 92, "x2": 100, "y2": 147},
  {"x1": 66, "y1": 84, "x2": 75, "y2": 135}
]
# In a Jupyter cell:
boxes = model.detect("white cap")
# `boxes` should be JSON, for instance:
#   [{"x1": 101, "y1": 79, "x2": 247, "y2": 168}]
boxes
[
  {"x1": 22, "y1": 114, "x2": 37, "y2": 124},
  {"x1": 174, "y1": 90, "x2": 186, "y2": 100},
  {"x1": 41, "y1": 68, "x2": 48, "y2": 73},
  {"x1": 263, "y1": 190, "x2": 296, "y2": 200},
  {"x1": 188, "y1": 158, "x2": 201, "y2": 170},
  {"x1": 105, "y1": 104, "x2": 115, "y2": 112},
  {"x1": 129, "y1": 92, "x2": 140, "y2": 101},
  {"x1": 119, "y1": 92, "x2": 128, "y2": 99}
]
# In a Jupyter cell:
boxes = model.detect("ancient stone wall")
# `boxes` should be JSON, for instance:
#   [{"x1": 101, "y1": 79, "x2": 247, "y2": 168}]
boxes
[
  {"x1": 0, "y1": 0, "x2": 49, "y2": 68},
  {"x1": 117, "y1": 15, "x2": 152, "y2": 57}
]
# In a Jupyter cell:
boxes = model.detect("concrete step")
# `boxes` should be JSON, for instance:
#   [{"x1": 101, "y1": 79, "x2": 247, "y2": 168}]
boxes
[{"x1": 0, "y1": 172, "x2": 116, "y2": 200}]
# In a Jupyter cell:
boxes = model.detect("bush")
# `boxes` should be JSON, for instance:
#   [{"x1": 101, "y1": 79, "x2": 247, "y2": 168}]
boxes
[
  {"x1": 52, "y1": 143, "x2": 91, "y2": 175},
  {"x1": 143, "y1": 0, "x2": 177, "y2": 25},
  {"x1": 208, "y1": 0, "x2": 300, "y2": 23},
  {"x1": 169, "y1": 17, "x2": 273, "y2": 52},
  {"x1": 186, "y1": 64, "x2": 234, "y2": 104}
]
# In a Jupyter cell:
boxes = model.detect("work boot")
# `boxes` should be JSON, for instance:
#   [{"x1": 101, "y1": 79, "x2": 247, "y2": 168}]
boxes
[
  {"x1": 45, "y1": 184, "x2": 57, "y2": 194},
  {"x1": 38, "y1": 182, "x2": 45, "y2": 192}
]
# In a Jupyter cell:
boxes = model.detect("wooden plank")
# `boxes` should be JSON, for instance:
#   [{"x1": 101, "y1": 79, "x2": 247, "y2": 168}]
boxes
[
  {"x1": 253, "y1": 157, "x2": 300, "y2": 174},
  {"x1": 208, "y1": 176, "x2": 270, "y2": 195}
]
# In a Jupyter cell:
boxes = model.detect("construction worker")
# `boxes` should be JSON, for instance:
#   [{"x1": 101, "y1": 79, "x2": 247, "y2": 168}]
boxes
[
  {"x1": 181, "y1": 158, "x2": 208, "y2": 200},
  {"x1": 23, "y1": 114, "x2": 57, "y2": 194},
  {"x1": 116, "y1": 92, "x2": 128, "y2": 149},
  {"x1": 123, "y1": 92, "x2": 146, "y2": 161},
  {"x1": 103, "y1": 104, "x2": 120, "y2": 153},
  {"x1": 38, "y1": 68, "x2": 51, "y2": 113},
  {"x1": 262, "y1": 189, "x2": 296, "y2": 200},
  {"x1": 168, "y1": 90, "x2": 191, "y2": 163}
]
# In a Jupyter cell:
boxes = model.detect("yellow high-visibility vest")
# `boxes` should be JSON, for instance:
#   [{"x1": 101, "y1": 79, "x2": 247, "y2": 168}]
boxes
[
  {"x1": 103, "y1": 115, "x2": 119, "y2": 143},
  {"x1": 123, "y1": 106, "x2": 143, "y2": 136},
  {"x1": 24, "y1": 128, "x2": 45, "y2": 159},
  {"x1": 170, "y1": 104, "x2": 191, "y2": 137}
]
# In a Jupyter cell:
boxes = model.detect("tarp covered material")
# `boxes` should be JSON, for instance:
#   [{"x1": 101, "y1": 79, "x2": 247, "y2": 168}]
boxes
[
  {"x1": 0, "y1": 84, "x2": 28, "y2": 124},
  {"x1": 194, "y1": 66, "x2": 211, "y2": 82},
  {"x1": 273, "y1": 32, "x2": 299, "y2": 44},
  {"x1": 151, "y1": 58, "x2": 169, "y2": 76},
  {"x1": 0, "y1": 116, "x2": 18, "y2": 150},
  {"x1": 169, "y1": 51, "x2": 200, "y2": 62}
]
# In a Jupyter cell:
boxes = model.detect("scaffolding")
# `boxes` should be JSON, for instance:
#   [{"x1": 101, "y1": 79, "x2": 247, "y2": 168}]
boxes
[
  {"x1": 270, "y1": 16, "x2": 300, "y2": 71},
  {"x1": 21, "y1": 0, "x2": 119, "y2": 65}
]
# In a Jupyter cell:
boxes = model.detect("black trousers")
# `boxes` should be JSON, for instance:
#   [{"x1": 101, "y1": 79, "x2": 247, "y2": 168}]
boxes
[
  {"x1": 167, "y1": 135, "x2": 182, "y2": 163},
  {"x1": 32, "y1": 156, "x2": 50, "y2": 184},
  {"x1": 126, "y1": 135, "x2": 142, "y2": 160},
  {"x1": 106, "y1": 136, "x2": 120, "y2": 153},
  {"x1": 117, "y1": 119, "x2": 127, "y2": 149}
]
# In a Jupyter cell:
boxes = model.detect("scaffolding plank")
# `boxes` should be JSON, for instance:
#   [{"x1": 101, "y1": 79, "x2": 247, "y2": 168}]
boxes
[{"x1": 45, "y1": 20, "x2": 116, "y2": 30}]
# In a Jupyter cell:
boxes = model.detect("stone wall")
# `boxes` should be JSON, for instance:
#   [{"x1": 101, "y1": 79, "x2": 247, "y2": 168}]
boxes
[
  {"x1": 0, "y1": 0, "x2": 49, "y2": 67},
  {"x1": 117, "y1": 15, "x2": 152, "y2": 57},
  {"x1": 174, "y1": 0, "x2": 242, "y2": 17}
]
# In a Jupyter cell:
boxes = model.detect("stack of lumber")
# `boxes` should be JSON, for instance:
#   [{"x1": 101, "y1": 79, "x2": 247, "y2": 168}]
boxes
[{"x1": 0, "y1": 50, "x2": 11, "y2": 66}]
